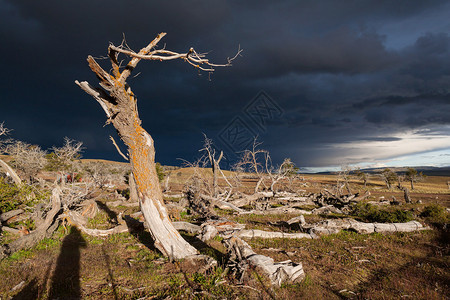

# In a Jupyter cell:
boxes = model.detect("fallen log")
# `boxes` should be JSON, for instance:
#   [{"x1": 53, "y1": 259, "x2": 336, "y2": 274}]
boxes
[
  {"x1": 237, "y1": 229, "x2": 313, "y2": 239},
  {"x1": 199, "y1": 194, "x2": 244, "y2": 213},
  {"x1": 1, "y1": 226, "x2": 22, "y2": 235},
  {"x1": 64, "y1": 210, "x2": 129, "y2": 237},
  {"x1": 230, "y1": 191, "x2": 274, "y2": 208},
  {"x1": 224, "y1": 236, "x2": 305, "y2": 286},
  {"x1": 0, "y1": 209, "x2": 24, "y2": 223},
  {"x1": 172, "y1": 221, "x2": 202, "y2": 234},
  {"x1": 305, "y1": 218, "x2": 428, "y2": 235},
  {"x1": 107, "y1": 200, "x2": 139, "y2": 207},
  {"x1": 311, "y1": 205, "x2": 343, "y2": 215},
  {"x1": 268, "y1": 215, "x2": 307, "y2": 230},
  {"x1": 197, "y1": 219, "x2": 246, "y2": 241},
  {"x1": 163, "y1": 193, "x2": 184, "y2": 199},
  {"x1": 239, "y1": 206, "x2": 312, "y2": 215}
]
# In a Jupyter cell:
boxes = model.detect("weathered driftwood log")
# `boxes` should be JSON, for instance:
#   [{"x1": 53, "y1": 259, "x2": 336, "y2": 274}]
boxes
[
  {"x1": 1, "y1": 187, "x2": 62, "y2": 259},
  {"x1": 0, "y1": 209, "x2": 24, "y2": 223},
  {"x1": 275, "y1": 192, "x2": 313, "y2": 203},
  {"x1": 196, "y1": 217, "x2": 427, "y2": 243},
  {"x1": 224, "y1": 236, "x2": 305, "y2": 286},
  {"x1": 4, "y1": 212, "x2": 30, "y2": 225},
  {"x1": 197, "y1": 219, "x2": 246, "y2": 241},
  {"x1": 239, "y1": 206, "x2": 312, "y2": 215},
  {"x1": 1, "y1": 227, "x2": 22, "y2": 235},
  {"x1": 0, "y1": 159, "x2": 22, "y2": 185},
  {"x1": 172, "y1": 221, "x2": 201, "y2": 234},
  {"x1": 287, "y1": 215, "x2": 306, "y2": 226},
  {"x1": 107, "y1": 200, "x2": 140, "y2": 207},
  {"x1": 237, "y1": 229, "x2": 313, "y2": 239},
  {"x1": 163, "y1": 193, "x2": 184, "y2": 199},
  {"x1": 311, "y1": 205, "x2": 343, "y2": 215},
  {"x1": 199, "y1": 194, "x2": 244, "y2": 213},
  {"x1": 305, "y1": 218, "x2": 427, "y2": 235},
  {"x1": 64, "y1": 210, "x2": 129, "y2": 237},
  {"x1": 196, "y1": 219, "x2": 306, "y2": 285},
  {"x1": 230, "y1": 191, "x2": 274, "y2": 208},
  {"x1": 268, "y1": 215, "x2": 307, "y2": 229}
]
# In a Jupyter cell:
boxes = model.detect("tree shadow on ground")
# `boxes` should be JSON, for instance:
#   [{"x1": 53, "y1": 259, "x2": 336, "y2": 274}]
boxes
[
  {"x1": 48, "y1": 227, "x2": 86, "y2": 300},
  {"x1": 96, "y1": 200, "x2": 118, "y2": 224},
  {"x1": 11, "y1": 279, "x2": 39, "y2": 300},
  {"x1": 123, "y1": 215, "x2": 158, "y2": 252},
  {"x1": 180, "y1": 233, "x2": 227, "y2": 265}
]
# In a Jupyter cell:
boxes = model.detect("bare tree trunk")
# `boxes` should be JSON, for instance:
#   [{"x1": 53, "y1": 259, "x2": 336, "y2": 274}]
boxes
[
  {"x1": 212, "y1": 161, "x2": 219, "y2": 197},
  {"x1": 201, "y1": 135, "x2": 223, "y2": 197},
  {"x1": 95, "y1": 87, "x2": 197, "y2": 258},
  {"x1": 128, "y1": 172, "x2": 139, "y2": 203},
  {"x1": 0, "y1": 158, "x2": 22, "y2": 185},
  {"x1": 76, "y1": 35, "x2": 201, "y2": 259},
  {"x1": 76, "y1": 33, "x2": 239, "y2": 259},
  {"x1": 163, "y1": 173, "x2": 170, "y2": 192},
  {"x1": 400, "y1": 186, "x2": 412, "y2": 203}
]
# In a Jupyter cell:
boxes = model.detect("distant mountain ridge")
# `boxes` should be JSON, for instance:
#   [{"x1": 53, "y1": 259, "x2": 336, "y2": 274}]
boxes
[{"x1": 316, "y1": 166, "x2": 450, "y2": 176}]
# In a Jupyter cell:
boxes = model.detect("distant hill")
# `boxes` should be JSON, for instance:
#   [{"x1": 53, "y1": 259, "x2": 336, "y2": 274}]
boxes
[{"x1": 316, "y1": 166, "x2": 450, "y2": 176}]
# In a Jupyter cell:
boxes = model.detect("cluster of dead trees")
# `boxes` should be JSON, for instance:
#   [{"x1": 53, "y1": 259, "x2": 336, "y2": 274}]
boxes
[
  {"x1": 0, "y1": 122, "x2": 133, "y2": 259},
  {"x1": 0, "y1": 34, "x2": 430, "y2": 287}
]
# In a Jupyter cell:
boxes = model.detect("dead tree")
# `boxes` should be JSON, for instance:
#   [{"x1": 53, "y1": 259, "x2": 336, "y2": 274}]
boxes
[
  {"x1": 337, "y1": 165, "x2": 353, "y2": 196},
  {"x1": 4, "y1": 140, "x2": 47, "y2": 184},
  {"x1": 355, "y1": 168, "x2": 368, "y2": 188},
  {"x1": 236, "y1": 138, "x2": 296, "y2": 194},
  {"x1": 405, "y1": 167, "x2": 424, "y2": 190},
  {"x1": 49, "y1": 137, "x2": 84, "y2": 186},
  {"x1": 0, "y1": 123, "x2": 21, "y2": 185},
  {"x1": 200, "y1": 134, "x2": 224, "y2": 198},
  {"x1": 380, "y1": 168, "x2": 397, "y2": 190},
  {"x1": 396, "y1": 175, "x2": 412, "y2": 204},
  {"x1": 76, "y1": 32, "x2": 240, "y2": 259}
]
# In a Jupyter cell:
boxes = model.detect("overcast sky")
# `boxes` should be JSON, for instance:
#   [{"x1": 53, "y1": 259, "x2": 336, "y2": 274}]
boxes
[{"x1": 1, "y1": 0, "x2": 449, "y2": 171}]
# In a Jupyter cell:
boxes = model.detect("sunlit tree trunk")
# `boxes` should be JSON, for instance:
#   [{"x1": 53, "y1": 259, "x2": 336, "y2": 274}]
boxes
[{"x1": 76, "y1": 33, "x2": 239, "y2": 259}]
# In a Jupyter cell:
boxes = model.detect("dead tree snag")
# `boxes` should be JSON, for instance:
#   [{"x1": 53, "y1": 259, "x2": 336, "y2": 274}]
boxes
[
  {"x1": 0, "y1": 123, "x2": 22, "y2": 185},
  {"x1": 76, "y1": 33, "x2": 240, "y2": 259},
  {"x1": 200, "y1": 134, "x2": 224, "y2": 198}
]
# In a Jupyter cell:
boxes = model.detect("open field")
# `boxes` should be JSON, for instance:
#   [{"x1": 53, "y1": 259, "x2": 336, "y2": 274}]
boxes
[{"x1": 1, "y1": 165, "x2": 449, "y2": 299}]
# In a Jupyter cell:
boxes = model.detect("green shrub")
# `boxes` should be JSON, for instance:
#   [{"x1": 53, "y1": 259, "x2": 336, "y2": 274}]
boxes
[
  {"x1": 0, "y1": 178, "x2": 50, "y2": 213},
  {"x1": 420, "y1": 204, "x2": 449, "y2": 226},
  {"x1": 351, "y1": 202, "x2": 414, "y2": 223}
]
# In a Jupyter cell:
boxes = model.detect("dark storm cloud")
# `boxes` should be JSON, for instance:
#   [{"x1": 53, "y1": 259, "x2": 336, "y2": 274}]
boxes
[{"x1": 1, "y1": 0, "x2": 449, "y2": 168}]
